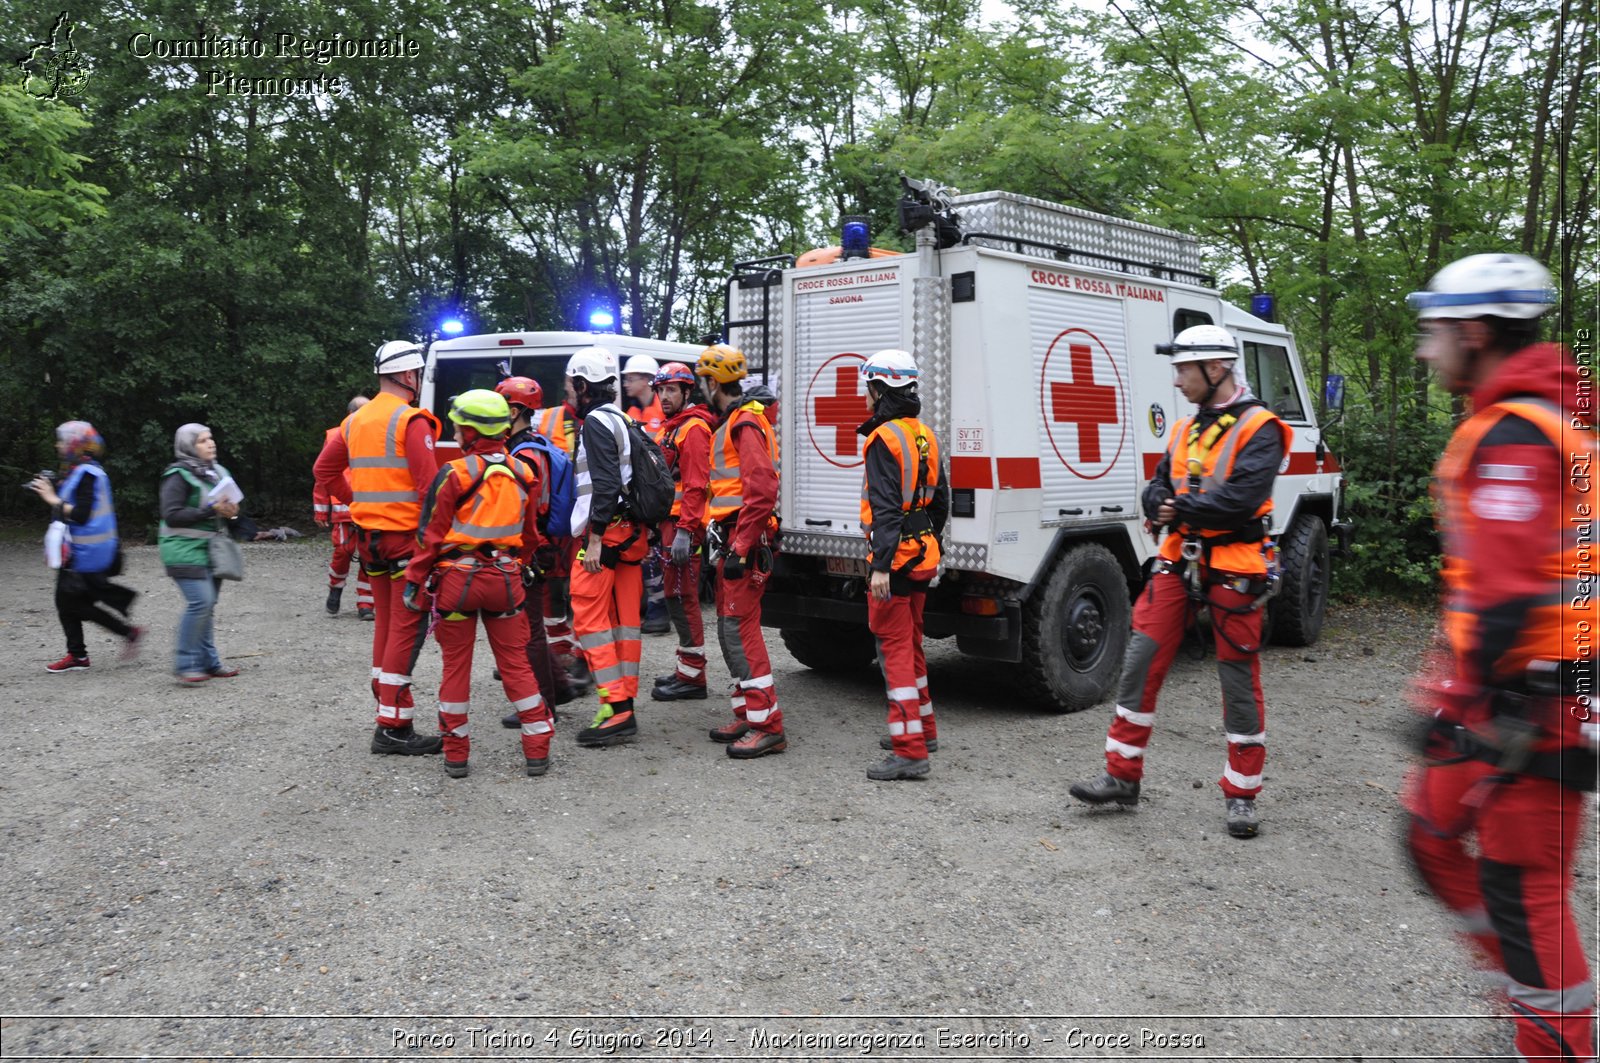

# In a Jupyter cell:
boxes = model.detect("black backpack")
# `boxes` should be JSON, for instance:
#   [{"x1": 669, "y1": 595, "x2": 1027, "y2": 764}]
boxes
[{"x1": 621, "y1": 417, "x2": 675, "y2": 524}]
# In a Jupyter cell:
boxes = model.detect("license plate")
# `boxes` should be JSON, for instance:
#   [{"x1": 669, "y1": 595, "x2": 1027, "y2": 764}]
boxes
[{"x1": 824, "y1": 556, "x2": 870, "y2": 578}]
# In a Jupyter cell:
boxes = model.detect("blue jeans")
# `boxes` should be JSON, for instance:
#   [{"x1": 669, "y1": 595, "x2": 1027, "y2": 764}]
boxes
[{"x1": 173, "y1": 576, "x2": 223, "y2": 674}]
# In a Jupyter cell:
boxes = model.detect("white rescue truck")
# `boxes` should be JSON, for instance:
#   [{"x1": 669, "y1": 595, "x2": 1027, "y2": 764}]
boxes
[
  {"x1": 418, "y1": 330, "x2": 703, "y2": 450},
  {"x1": 729, "y1": 179, "x2": 1351, "y2": 712}
]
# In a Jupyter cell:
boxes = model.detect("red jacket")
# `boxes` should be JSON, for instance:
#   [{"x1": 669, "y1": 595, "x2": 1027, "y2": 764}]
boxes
[
  {"x1": 1426, "y1": 342, "x2": 1595, "y2": 756},
  {"x1": 312, "y1": 425, "x2": 355, "y2": 524},
  {"x1": 661, "y1": 404, "x2": 717, "y2": 537}
]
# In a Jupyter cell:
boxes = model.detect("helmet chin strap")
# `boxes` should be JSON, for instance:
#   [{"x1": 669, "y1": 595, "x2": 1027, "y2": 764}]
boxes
[{"x1": 1199, "y1": 362, "x2": 1227, "y2": 407}]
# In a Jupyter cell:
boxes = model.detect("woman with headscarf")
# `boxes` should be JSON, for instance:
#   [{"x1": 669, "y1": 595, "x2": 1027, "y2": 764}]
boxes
[
  {"x1": 29, "y1": 421, "x2": 143, "y2": 672},
  {"x1": 159, "y1": 423, "x2": 242, "y2": 683}
]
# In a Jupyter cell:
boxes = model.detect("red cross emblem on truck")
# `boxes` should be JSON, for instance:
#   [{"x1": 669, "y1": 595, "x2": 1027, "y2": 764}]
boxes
[
  {"x1": 1041, "y1": 328, "x2": 1127, "y2": 479},
  {"x1": 807, "y1": 352, "x2": 868, "y2": 468}
]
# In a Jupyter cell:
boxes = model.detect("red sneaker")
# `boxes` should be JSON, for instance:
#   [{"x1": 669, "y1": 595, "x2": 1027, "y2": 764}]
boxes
[{"x1": 45, "y1": 654, "x2": 90, "y2": 673}]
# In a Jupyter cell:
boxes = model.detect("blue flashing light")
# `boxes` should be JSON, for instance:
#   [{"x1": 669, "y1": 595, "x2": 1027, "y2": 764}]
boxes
[
  {"x1": 588, "y1": 308, "x2": 616, "y2": 331},
  {"x1": 440, "y1": 317, "x2": 465, "y2": 335},
  {"x1": 841, "y1": 214, "x2": 871, "y2": 260},
  {"x1": 1249, "y1": 293, "x2": 1276, "y2": 322}
]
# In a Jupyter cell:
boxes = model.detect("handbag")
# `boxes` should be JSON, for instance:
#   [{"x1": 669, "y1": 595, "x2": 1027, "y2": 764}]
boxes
[
  {"x1": 43, "y1": 520, "x2": 70, "y2": 569},
  {"x1": 208, "y1": 531, "x2": 245, "y2": 581}
]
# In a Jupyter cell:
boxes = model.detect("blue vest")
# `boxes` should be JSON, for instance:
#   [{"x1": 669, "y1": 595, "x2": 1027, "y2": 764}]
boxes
[{"x1": 61, "y1": 462, "x2": 119, "y2": 573}]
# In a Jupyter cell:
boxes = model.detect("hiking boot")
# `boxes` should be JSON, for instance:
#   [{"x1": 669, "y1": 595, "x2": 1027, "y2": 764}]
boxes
[
  {"x1": 576, "y1": 701, "x2": 637, "y2": 747},
  {"x1": 370, "y1": 725, "x2": 444, "y2": 756},
  {"x1": 1069, "y1": 772, "x2": 1141, "y2": 806},
  {"x1": 708, "y1": 718, "x2": 751, "y2": 744},
  {"x1": 325, "y1": 587, "x2": 342, "y2": 615},
  {"x1": 501, "y1": 710, "x2": 522, "y2": 729},
  {"x1": 867, "y1": 754, "x2": 930, "y2": 781},
  {"x1": 879, "y1": 734, "x2": 938, "y2": 753},
  {"x1": 46, "y1": 654, "x2": 90, "y2": 673},
  {"x1": 1226, "y1": 797, "x2": 1260, "y2": 839},
  {"x1": 727, "y1": 729, "x2": 786, "y2": 759},
  {"x1": 358, "y1": 607, "x2": 375, "y2": 621},
  {"x1": 443, "y1": 759, "x2": 470, "y2": 779},
  {"x1": 525, "y1": 757, "x2": 549, "y2": 777},
  {"x1": 120, "y1": 626, "x2": 145, "y2": 663},
  {"x1": 653, "y1": 675, "x2": 708, "y2": 701}
]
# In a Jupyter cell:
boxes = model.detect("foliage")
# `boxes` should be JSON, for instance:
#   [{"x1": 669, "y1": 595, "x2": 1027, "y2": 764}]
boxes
[{"x1": 0, "y1": 0, "x2": 1588, "y2": 599}]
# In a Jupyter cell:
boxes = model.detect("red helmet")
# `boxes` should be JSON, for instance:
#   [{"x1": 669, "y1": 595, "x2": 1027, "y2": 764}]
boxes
[
  {"x1": 653, "y1": 362, "x2": 696, "y2": 389},
  {"x1": 494, "y1": 376, "x2": 543, "y2": 412}
]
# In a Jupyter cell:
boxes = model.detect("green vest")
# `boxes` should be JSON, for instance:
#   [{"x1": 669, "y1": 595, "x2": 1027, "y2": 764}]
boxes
[{"x1": 158, "y1": 464, "x2": 228, "y2": 568}]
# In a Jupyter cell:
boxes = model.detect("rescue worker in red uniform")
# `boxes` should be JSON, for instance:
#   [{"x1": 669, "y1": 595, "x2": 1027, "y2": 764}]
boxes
[
  {"x1": 650, "y1": 362, "x2": 717, "y2": 701},
  {"x1": 697, "y1": 344, "x2": 785, "y2": 759},
  {"x1": 402, "y1": 390, "x2": 555, "y2": 779},
  {"x1": 314, "y1": 340, "x2": 444, "y2": 756},
  {"x1": 567, "y1": 346, "x2": 651, "y2": 746},
  {"x1": 1403, "y1": 253, "x2": 1597, "y2": 1062},
  {"x1": 858, "y1": 349, "x2": 949, "y2": 781},
  {"x1": 534, "y1": 383, "x2": 594, "y2": 693},
  {"x1": 491, "y1": 376, "x2": 583, "y2": 726},
  {"x1": 1070, "y1": 324, "x2": 1290, "y2": 838},
  {"x1": 315, "y1": 395, "x2": 374, "y2": 621}
]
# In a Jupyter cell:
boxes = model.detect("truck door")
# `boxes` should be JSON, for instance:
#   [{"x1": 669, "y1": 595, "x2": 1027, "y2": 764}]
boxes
[
  {"x1": 785, "y1": 263, "x2": 907, "y2": 541},
  {"x1": 1029, "y1": 283, "x2": 1137, "y2": 525}
]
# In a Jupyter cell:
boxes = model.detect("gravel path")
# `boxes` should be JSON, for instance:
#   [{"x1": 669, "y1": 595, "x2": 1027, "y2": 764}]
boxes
[{"x1": 0, "y1": 539, "x2": 1591, "y2": 1060}]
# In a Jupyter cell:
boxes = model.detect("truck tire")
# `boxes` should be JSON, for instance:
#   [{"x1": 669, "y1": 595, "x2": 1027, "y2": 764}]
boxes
[
  {"x1": 1019, "y1": 543, "x2": 1130, "y2": 712},
  {"x1": 780, "y1": 625, "x2": 877, "y2": 673},
  {"x1": 1270, "y1": 513, "x2": 1330, "y2": 647}
]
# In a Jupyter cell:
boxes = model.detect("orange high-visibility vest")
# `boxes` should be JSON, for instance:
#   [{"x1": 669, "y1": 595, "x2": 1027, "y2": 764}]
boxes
[
  {"x1": 536, "y1": 406, "x2": 578, "y2": 456},
  {"x1": 860, "y1": 416, "x2": 942, "y2": 576},
  {"x1": 667, "y1": 416, "x2": 713, "y2": 521},
  {"x1": 706, "y1": 402, "x2": 778, "y2": 522},
  {"x1": 1156, "y1": 404, "x2": 1290, "y2": 575},
  {"x1": 630, "y1": 396, "x2": 666, "y2": 440},
  {"x1": 343, "y1": 392, "x2": 442, "y2": 532},
  {"x1": 439, "y1": 453, "x2": 536, "y2": 552},
  {"x1": 1436, "y1": 398, "x2": 1595, "y2": 684}
]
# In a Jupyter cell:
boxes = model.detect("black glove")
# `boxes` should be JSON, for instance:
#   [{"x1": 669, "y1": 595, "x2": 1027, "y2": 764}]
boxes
[
  {"x1": 671, "y1": 533, "x2": 694, "y2": 566},
  {"x1": 722, "y1": 553, "x2": 746, "y2": 580},
  {"x1": 402, "y1": 582, "x2": 423, "y2": 612},
  {"x1": 534, "y1": 543, "x2": 557, "y2": 574}
]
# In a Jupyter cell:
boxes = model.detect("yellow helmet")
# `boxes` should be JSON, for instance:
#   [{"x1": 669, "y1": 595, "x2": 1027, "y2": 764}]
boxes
[
  {"x1": 448, "y1": 389, "x2": 512, "y2": 437},
  {"x1": 694, "y1": 343, "x2": 747, "y2": 384}
]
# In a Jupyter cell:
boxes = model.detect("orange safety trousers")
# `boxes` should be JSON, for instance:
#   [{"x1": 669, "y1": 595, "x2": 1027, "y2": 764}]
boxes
[
  {"x1": 570, "y1": 522, "x2": 648, "y2": 704},
  {"x1": 868, "y1": 582, "x2": 936, "y2": 759},
  {"x1": 428, "y1": 561, "x2": 553, "y2": 764}
]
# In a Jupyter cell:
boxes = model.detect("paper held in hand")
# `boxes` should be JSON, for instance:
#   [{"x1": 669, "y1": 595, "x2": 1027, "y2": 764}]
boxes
[{"x1": 207, "y1": 476, "x2": 244, "y2": 506}]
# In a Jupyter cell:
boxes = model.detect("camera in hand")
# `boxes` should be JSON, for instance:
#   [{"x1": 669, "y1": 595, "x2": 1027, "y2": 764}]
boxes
[{"x1": 20, "y1": 469, "x2": 55, "y2": 490}]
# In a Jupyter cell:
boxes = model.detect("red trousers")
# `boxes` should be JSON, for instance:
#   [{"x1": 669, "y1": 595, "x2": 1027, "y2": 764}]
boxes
[
  {"x1": 358, "y1": 530, "x2": 427, "y2": 727},
  {"x1": 716, "y1": 554, "x2": 780, "y2": 733},
  {"x1": 327, "y1": 523, "x2": 372, "y2": 607},
  {"x1": 570, "y1": 522, "x2": 647, "y2": 703},
  {"x1": 1104, "y1": 571, "x2": 1266, "y2": 797},
  {"x1": 661, "y1": 523, "x2": 706, "y2": 687},
  {"x1": 868, "y1": 583, "x2": 936, "y2": 759},
  {"x1": 1407, "y1": 761, "x2": 1595, "y2": 1061}
]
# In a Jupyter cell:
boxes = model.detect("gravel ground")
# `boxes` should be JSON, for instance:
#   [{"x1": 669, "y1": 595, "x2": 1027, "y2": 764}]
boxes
[{"x1": 0, "y1": 538, "x2": 1593, "y2": 1061}]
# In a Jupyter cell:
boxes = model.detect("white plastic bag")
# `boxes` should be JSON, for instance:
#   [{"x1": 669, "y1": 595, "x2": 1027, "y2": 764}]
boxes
[{"x1": 44, "y1": 520, "x2": 70, "y2": 569}]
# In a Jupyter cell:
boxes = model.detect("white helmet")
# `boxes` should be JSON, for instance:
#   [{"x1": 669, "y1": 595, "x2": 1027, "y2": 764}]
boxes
[
  {"x1": 374, "y1": 340, "x2": 425, "y2": 375},
  {"x1": 622, "y1": 354, "x2": 660, "y2": 378},
  {"x1": 565, "y1": 345, "x2": 619, "y2": 382},
  {"x1": 1162, "y1": 325, "x2": 1238, "y2": 364},
  {"x1": 1407, "y1": 253, "x2": 1555, "y2": 320},
  {"x1": 861, "y1": 348, "x2": 920, "y2": 388}
]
